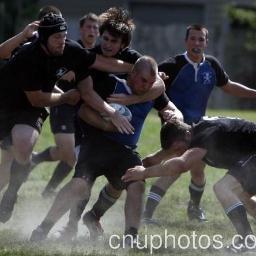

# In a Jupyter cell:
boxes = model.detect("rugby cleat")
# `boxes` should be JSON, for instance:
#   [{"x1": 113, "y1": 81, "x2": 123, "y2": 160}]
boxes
[
  {"x1": 187, "y1": 200, "x2": 207, "y2": 222},
  {"x1": 30, "y1": 226, "x2": 48, "y2": 242},
  {"x1": 83, "y1": 211, "x2": 104, "y2": 240}
]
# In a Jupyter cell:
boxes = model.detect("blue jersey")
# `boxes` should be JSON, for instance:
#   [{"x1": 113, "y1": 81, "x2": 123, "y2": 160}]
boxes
[
  {"x1": 104, "y1": 77, "x2": 168, "y2": 148},
  {"x1": 159, "y1": 53, "x2": 229, "y2": 124}
]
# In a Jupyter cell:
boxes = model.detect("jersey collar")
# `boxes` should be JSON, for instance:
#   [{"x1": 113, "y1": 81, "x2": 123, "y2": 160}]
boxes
[{"x1": 184, "y1": 52, "x2": 205, "y2": 66}]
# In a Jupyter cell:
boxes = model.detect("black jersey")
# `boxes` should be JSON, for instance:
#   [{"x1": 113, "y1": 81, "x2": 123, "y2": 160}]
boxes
[
  {"x1": 190, "y1": 116, "x2": 256, "y2": 169},
  {"x1": 0, "y1": 39, "x2": 96, "y2": 110},
  {"x1": 89, "y1": 45, "x2": 142, "y2": 96}
]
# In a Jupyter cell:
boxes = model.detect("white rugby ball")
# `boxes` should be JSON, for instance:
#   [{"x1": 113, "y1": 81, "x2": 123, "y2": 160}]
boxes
[{"x1": 103, "y1": 103, "x2": 132, "y2": 121}]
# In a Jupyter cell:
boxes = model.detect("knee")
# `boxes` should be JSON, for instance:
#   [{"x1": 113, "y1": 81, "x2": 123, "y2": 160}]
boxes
[
  {"x1": 13, "y1": 139, "x2": 34, "y2": 164},
  {"x1": 213, "y1": 180, "x2": 226, "y2": 198},
  {"x1": 70, "y1": 179, "x2": 91, "y2": 200}
]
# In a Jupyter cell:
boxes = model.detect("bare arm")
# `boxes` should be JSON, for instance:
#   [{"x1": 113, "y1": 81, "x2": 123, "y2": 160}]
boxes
[
  {"x1": 143, "y1": 148, "x2": 177, "y2": 167},
  {"x1": 91, "y1": 54, "x2": 133, "y2": 73},
  {"x1": 0, "y1": 21, "x2": 39, "y2": 59},
  {"x1": 122, "y1": 148, "x2": 207, "y2": 182},
  {"x1": 221, "y1": 79, "x2": 256, "y2": 98},
  {"x1": 159, "y1": 101, "x2": 183, "y2": 122},
  {"x1": 107, "y1": 74, "x2": 165, "y2": 105},
  {"x1": 78, "y1": 104, "x2": 117, "y2": 132},
  {"x1": 77, "y1": 76, "x2": 134, "y2": 134},
  {"x1": 24, "y1": 89, "x2": 80, "y2": 107}
]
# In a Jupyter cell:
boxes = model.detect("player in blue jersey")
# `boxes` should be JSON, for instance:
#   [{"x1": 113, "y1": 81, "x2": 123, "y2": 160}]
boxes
[
  {"x1": 30, "y1": 56, "x2": 183, "y2": 244},
  {"x1": 123, "y1": 117, "x2": 256, "y2": 253},
  {"x1": 142, "y1": 24, "x2": 256, "y2": 224}
]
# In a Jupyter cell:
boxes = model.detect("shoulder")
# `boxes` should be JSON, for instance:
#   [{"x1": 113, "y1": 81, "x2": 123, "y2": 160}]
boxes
[
  {"x1": 65, "y1": 39, "x2": 84, "y2": 49},
  {"x1": 205, "y1": 55, "x2": 223, "y2": 68},
  {"x1": 159, "y1": 54, "x2": 185, "y2": 68},
  {"x1": 118, "y1": 47, "x2": 142, "y2": 63}
]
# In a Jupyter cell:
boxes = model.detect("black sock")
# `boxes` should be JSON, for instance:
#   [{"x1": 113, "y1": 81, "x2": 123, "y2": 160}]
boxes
[
  {"x1": 226, "y1": 203, "x2": 253, "y2": 238},
  {"x1": 32, "y1": 147, "x2": 53, "y2": 164},
  {"x1": 143, "y1": 185, "x2": 166, "y2": 219},
  {"x1": 189, "y1": 179, "x2": 205, "y2": 206},
  {"x1": 39, "y1": 219, "x2": 55, "y2": 234},
  {"x1": 5, "y1": 160, "x2": 31, "y2": 195},
  {"x1": 91, "y1": 185, "x2": 120, "y2": 219},
  {"x1": 0, "y1": 160, "x2": 31, "y2": 210},
  {"x1": 68, "y1": 198, "x2": 89, "y2": 226},
  {"x1": 44, "y1": 161, "x2": 73, "y2": 191}
]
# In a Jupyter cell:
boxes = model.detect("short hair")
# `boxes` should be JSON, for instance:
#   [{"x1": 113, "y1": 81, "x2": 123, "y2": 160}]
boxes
[
  {"x1": 99, "y1": 7, "x2": 135, "y2": 48},
  {"x1": 160, "y1": 121, "x2": 190, "y2": 149},
  {"x1": 133, "y1": 56, "x2": 158, "y2": 77},
  {"x1": 38, "y1": 5, "x2": 62, "y2": 20},
  {"x1": 185, "y1": 24, "x2": 208, "y2": 41},
  {"x1": 79, "y1": 13, "x2": 99, "y2": 28}
]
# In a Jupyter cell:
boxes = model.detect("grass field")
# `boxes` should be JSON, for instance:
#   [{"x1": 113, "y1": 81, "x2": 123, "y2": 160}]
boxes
[{"x1": 0, "y1": 109, "x2": 256, "y2": 255}]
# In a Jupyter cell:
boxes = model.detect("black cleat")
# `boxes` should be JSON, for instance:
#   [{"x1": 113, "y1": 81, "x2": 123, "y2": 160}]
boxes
[
  {"x1": 141, "y1": 217, "x2": 162, "y2": 227},
  {"x1": 0, "y1": 193, "x2": 17, "y2": 223},
  {"x1": 187, "y1": 200, "x2": 207, "y2": 222},
  {"x1": 83, "y1": 211, "x2": 104, "y2": 240},
  {"x1": 30, "y1": 226, "x2": 48, "y2": 242},
  {"x1": 225, "y1": 236, "x2": 256, "y2": 254}
]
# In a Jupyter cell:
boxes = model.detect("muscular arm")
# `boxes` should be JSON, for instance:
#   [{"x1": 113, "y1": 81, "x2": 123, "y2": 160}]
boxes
[
  {"x1": 122, "y1": 148, "x2": 207, "y2": 182},
  {"x1": 91, "y1": 54, "x2": 133, "y2": 73},
  {"x1": 107, "y1": 74, "x2": 165, "y2": 105},
  {"x1": 221, "y1": 79, "x2": 256, "y2": 98},
  {"x1": 159, "y1": 101, "x2": 183, "y2": 122},
  {"x1": 24, "y1": 89, "x2": 80, "y2": 107},
  {"x1": 78, "y1": 104, "x2": 117, "y2": 132},
  {"x1": 0, "y1": 21, "x2": 39, "y2": 59},
  {"x1": 142, "y1": 148, "x2": 177, "y2": 167},
  {"x1": 77, "y1": 76, "x2": 134, "y2": 134}
]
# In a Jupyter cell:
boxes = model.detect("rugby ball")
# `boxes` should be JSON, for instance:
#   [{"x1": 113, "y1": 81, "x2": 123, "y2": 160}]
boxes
[{"x1": 103, "y1": 103, "x2": 132, "y2": 121}]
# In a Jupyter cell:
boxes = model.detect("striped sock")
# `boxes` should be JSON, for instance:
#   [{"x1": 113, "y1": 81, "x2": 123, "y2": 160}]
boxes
[
  {"x1": 143, "y1": 185, "x2": 166, "y2": 219},
  {"x1": 225, "y1": 202, "x2": 253, "y2": 238},
  {"x1": 189, "y1": 179, "x2": 205, "y2": 206}
]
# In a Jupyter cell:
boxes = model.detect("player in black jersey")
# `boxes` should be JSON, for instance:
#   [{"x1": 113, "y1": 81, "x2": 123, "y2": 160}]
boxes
[
  {"x1": 123, "y1": 117, "x2": 256, "y2": 253},
  {"x1": 0, "y1": 13, "x2": 134, "y2": 223},
  {"x1": 50, "y1": 7, "x2": 165, "y2": 241}
]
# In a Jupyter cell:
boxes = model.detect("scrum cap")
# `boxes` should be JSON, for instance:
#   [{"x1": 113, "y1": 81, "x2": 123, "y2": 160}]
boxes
[{"x1": 38, "y1": 13, "x2": 67, "y2": 44}]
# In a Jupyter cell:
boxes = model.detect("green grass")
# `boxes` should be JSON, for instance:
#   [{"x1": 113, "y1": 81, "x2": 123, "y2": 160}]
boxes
[{"x1": 0, "y1": 109, "x2": 256, "y2": 255}]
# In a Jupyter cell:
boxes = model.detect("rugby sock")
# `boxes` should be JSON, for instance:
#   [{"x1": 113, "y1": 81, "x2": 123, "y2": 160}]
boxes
[
  {"x1": 39, "y1": 219, "x2": 55, "y2": 234},
  {"x1": 189, "y1": 179, "x2": 205, "y2": 206},
  {"x1": 90, "y1": 185, "x2": 120, "y2": 219},
  {"x1": 226, "y1": 203, "x2": 253, "y2": 238},
  {"x1": 0, "y1": 160, "x2": 31, "y2": 221},
  {"x1": 5, "y1": 160, "x2": 31, "y2": 195},
  {"x1": 68, "y1": 198, "x2": 89, "y2": 225},
  {"x1": 143, "y1": 185, "x2": 166, "y2": 219},
  {"x1": 32, "y1": 147, "x2": 53, "y2": 164},
  {"x1": 44, "y1": 161, "x2": 73, "y2": 191}
]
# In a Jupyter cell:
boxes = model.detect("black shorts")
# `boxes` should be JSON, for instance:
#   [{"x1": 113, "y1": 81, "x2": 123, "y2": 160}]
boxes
[
  {"x1": 74, "y1": 134, "x2": 142, "y2": 190},
  {"x1": 50, "y1": 104, "x2": 77, "y2": 134},
  {"x1": 228, "y1": 154, "x2": 256, "y2": 195},
  {"x1": 0, "y1": 108, "x2": 48, "y2": 141}
]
